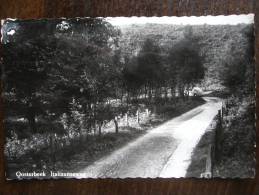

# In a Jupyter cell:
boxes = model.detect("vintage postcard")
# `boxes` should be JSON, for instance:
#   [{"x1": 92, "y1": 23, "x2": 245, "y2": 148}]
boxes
[{"x1": 1, "y1": 14, "x2": 255, "y2": 179}]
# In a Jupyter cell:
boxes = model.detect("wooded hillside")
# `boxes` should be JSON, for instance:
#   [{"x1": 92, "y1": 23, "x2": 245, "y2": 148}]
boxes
[{"x1": 118, "y1": 23, "x2": 254, "y2": 90}]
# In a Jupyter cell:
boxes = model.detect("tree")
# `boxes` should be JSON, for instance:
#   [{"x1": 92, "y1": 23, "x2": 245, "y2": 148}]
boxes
[
  {"x1": 2, "y1": 18, "x2": 122, "y2": 137},
  {"x1": 137, "y1": 39, "x2": 164, "y2": 100},
  {"x1": 220, "y1": 24, "x2": 254, "y2": 94},
  {"x1": 168, "y1": 37, "x2": 204, "y2": 98},
  {"x1": 122, "y1": 38, "x2": 164, "y2": 102},
  {"x1": 3, "y1": 35, "x2": 54, "y2": 133},
  {"x1": 123, "y1": 56, "x2": 144, "y2": 101},
  {"x1": 53, "y1": 19, "x2": 122, "y2": 136}
]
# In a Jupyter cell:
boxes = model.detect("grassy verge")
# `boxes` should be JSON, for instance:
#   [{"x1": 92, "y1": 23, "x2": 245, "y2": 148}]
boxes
[
  {"x1": 6, "y1": 97, "x2": 205, "y2": 179},
  {"x1": 186, "y1": 96, "x2": 255, "y2": 178},
  {"x1": 213, "y1": 99, "x2": 255, "y2": 178}
]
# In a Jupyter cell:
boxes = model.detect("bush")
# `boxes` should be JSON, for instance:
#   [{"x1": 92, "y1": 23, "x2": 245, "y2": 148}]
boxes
[
  {"x1": 5, "y1": 120, "x2": 66, "y2": 139},
  {"x1": 4, "y1": 120, "x2": 31, "y2": 139}
]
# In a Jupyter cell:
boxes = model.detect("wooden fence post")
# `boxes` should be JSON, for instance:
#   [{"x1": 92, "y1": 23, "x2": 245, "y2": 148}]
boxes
[
  {"x1": 136, "y1": 110, "x2": 140, "y2": 124},
  {"x1": 215, "y1": 109, "x2": 222, "y2": 162},
  {"x1": 125, "y1": 113, "x2": 129, "y2": 126},
  {"x1": 146, "y1": 108, "x2": 149, "y2": 117}
]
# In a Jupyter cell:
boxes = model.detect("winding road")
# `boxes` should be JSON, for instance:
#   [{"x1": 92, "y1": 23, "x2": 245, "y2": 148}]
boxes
[{"x1": 80, "y1": 97, "x2": 222, "y2": 178}]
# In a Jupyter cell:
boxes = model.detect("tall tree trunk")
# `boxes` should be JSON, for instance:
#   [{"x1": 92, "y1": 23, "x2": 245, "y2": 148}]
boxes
[
  {"x1": 94, "y1": 120, "x2": 97, "y2": 135},
  {"x1": 126, "y1": 91, "x2": 129, "y2": 108},
  {"x1": 27, "y1": 107, "x2": 36, "y2": 133},
  {"x1": 154, "y1": 87, "x2": 160, "y2": 101},
  {"x1": 171, "y1": 86, "x2": 175, "y2": 99},
  {"x1": 144, "y1": 85, "x2": 148, "y2": 100},
  {"x1": 148, "y1": 85, "x2": 152, "y2": 101},
  {"x1": 98, "y1": 122, "x2": 102, "y2": 136},
  {"x1": 125, "y1": 113, "x2": 129, "y2": 126},
  {"x1": 120, "y1": 88, "x2": 124, "y2": 103},
  {"x1": 164, "y1": 87, "x2": 168, "y2": 100},
  {"x1": 114, "y1": 117, "x2": 119, "y2": 134},
  {"x1": 178, "y1": 85, "x2": 185, "y2": 99}
]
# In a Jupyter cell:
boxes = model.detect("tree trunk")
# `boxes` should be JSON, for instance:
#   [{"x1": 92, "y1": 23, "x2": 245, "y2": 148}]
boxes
[
  {"x1": 178, "y1": 85, "x2": 185, "y2": 99},
  {"x1": 94, "y1": 120, "x2": 97, "y2": 135},
  {"x1": 126, "y1": 91, "x2": 130, "y2": 108},
  {"x1": 154, "y1": 86, "x2": 160, "y2": 101},
  {"x1": 114, "y1": 118, "x2": 119, "y2": 134},
  {"x1": 144, "y1": 85, "x2": 148, "y2": 100},
  {"x1": 170, "y1": 86, "x2": 176, "y2": 100},
  {"x1": 27, "y1": 108, "x2": 36, "y2": 133},
  {"x1": 98, "y1": 122, "x2": 102, "y2": 136},
  {"x1": 125, "y1": 113, "x2": 129, "y2": 126},
  {"x1": 148, "y1": 85, "x2": 152, "y2": 101},
  {"x1": 164, "y1": 87, "x2": 168, "y2": 100}
]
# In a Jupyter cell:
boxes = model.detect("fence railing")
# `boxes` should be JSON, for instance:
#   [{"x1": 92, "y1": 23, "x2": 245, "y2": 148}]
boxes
[{"x1": 201, "y1": 102, "x2": 227, "y2": 178}]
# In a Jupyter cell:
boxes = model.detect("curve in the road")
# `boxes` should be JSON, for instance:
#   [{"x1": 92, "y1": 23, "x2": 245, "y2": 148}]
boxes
[{"x1": 80, "y1": 97, "x2": 222, "y2": 178}]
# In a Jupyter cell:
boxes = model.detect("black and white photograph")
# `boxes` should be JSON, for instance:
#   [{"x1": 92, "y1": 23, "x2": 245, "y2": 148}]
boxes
[{"x1": 1, "y1": 14, "x2": 255, "y2": 179}]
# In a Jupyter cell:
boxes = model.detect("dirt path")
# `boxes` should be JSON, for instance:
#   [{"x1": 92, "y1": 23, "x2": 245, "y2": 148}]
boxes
[{"x1": 80, "y1": 97, "x2": 222, "y2": 178}]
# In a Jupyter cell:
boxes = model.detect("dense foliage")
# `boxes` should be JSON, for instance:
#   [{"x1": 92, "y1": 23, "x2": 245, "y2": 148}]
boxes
[
  {"x1": 2, "y1": 19, "x2": 205, "y2": 142},
  {"x1": 119, "y1": 23, "x2": 254, "y2": 90}
]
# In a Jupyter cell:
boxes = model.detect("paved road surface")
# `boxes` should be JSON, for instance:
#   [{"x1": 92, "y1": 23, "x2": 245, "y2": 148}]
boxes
[{"x1": 80, "y1": 97, "x2": 222, "y2": 178}]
